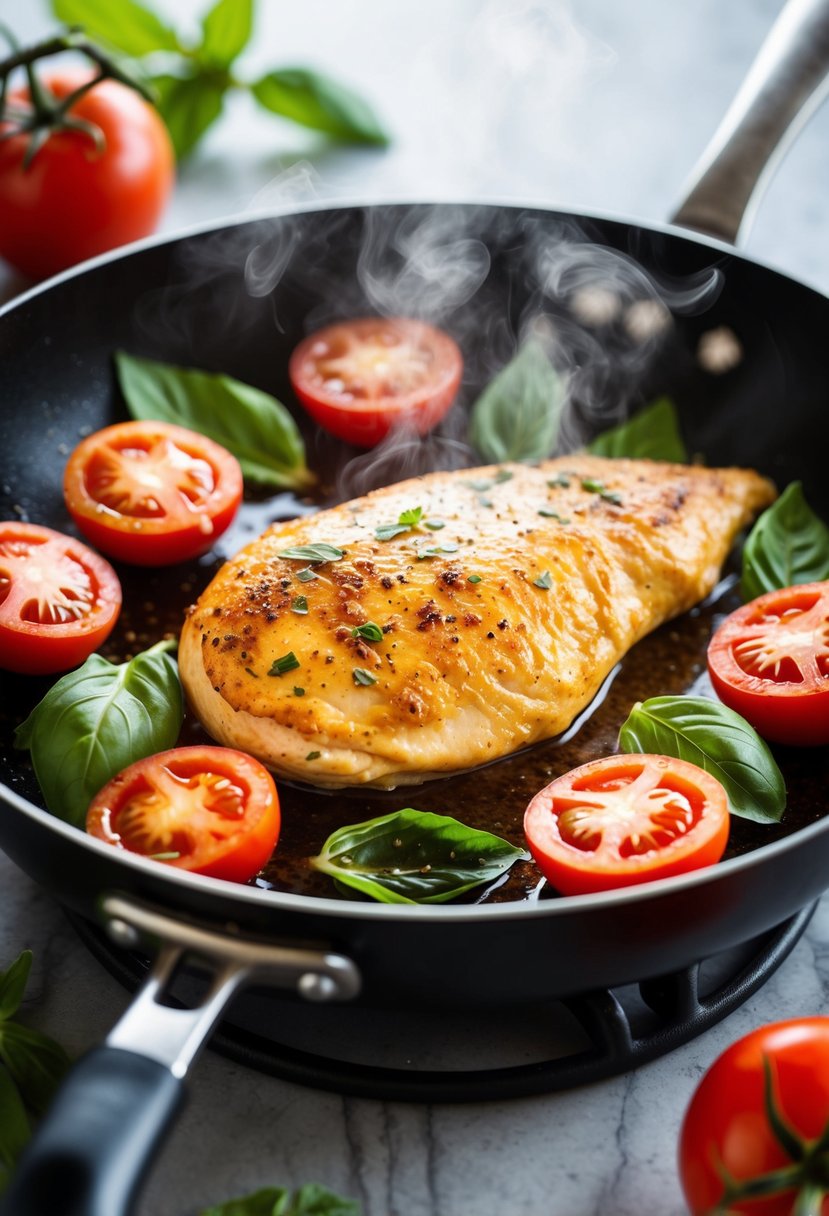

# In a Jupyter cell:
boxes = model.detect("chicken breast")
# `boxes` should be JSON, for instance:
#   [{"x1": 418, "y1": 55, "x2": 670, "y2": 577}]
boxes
[{"x1": 179, "y1": 455, "x2": 775, "y2": 788}]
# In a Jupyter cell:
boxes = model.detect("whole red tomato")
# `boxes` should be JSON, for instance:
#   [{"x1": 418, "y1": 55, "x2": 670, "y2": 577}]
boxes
[
  {"x1": 679, "y1": 1018, "x2": 829, "y2": 1214},
  {"x1": 0, "y1": 72, "x2": 174, "y2": 281}
]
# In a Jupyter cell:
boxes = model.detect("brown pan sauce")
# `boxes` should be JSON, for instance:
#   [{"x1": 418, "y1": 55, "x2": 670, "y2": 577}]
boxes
[{"x1": 3, "y1": 495, "x2": 828, "y2": 908}]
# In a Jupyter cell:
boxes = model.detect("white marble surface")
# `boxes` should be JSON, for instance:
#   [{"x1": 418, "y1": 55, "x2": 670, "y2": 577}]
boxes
[{"x1": 3, "y1": 1, "x2": 829, "y2": 1213}]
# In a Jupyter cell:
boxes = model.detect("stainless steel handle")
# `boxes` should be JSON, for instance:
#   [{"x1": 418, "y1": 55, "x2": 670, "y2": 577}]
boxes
[
  {"x1": 0, "y1": 896, "x2": 361, "y2": 1216},
  {"x1": 102, "y1": 892, "x2": 362, "y2": 1075},
  {"x1": 671, "y1": 0, "x2": 829, "y2": 243}
]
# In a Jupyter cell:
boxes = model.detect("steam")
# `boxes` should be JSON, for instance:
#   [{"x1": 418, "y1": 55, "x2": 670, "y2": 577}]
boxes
[
  {"x1": 357, "y1": 208, "x2": 492, "y2": 322},
  {"x1": 126, "y1": 0, "x2": 732, "y2": 503}
]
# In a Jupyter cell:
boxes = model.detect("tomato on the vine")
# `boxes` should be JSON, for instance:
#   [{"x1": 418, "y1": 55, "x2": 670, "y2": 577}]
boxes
[
  {"x1": 523, "y1": 753, "x2": 729, "y2": 895},
  {"x1": 289, "y1": 316, "x2": 463, "y2": 447},
  {"x1": 63, "y1": 420, "x2": 243, "y2": 566},
  {"x1": 679, "y1": 1018, "x2": 829, "y2": 1214},
  {"x1": 86, "y1": 746, "x2": 281, "y2": 883},
  {"x1": 0, "y1": 71, "x2": 174, "y2": 281},
  {"x1": 0, "y1": 521, "x2": 121, "y2": 674},
  {"x1": 708, "y1": 580, "x2": 829, "y2": 746}
]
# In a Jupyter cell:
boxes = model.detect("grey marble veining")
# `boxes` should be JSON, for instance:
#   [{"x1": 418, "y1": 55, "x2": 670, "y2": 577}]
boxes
[{"x1": 3, "y1": 1, "x2": 829, "y2": 1213}]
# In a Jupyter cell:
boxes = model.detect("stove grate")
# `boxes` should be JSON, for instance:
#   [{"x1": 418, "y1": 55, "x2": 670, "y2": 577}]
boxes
[{"x1": 68, "y1": 903, "x2": 814, "y2": 1103}]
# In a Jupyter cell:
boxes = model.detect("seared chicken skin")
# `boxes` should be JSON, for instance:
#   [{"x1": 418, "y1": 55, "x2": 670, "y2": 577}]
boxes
[{"x1": 179, "y1": 456, "x2": 775, "y2": 788}]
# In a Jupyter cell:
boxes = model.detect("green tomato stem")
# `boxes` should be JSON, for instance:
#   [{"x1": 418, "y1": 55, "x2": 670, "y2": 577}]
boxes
[{"x1": 0, "y1": 26, "x2": 157, "y2": 165}]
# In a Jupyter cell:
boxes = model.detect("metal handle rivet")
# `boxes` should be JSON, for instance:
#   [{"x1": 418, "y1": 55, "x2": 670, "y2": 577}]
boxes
[
  {"x1": 107, "y1": 918, "x2": 141, "y2": 949},
  {"x1": 298, "y1": 973, "x2": 338, "y2": 1002}
]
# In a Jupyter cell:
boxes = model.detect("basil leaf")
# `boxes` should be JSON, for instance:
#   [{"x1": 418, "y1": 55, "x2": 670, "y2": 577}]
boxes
[
  {"x1": 148, "y1": 73, "x2": 227, "y2": 160},
  {"x1": 588, "y1": 396, "x2": 688, "y2": 462},
  {"x1": 51, "y1": 0, "x2": 182, "y2": 55},
  {"x1": 200, "y1": 1184, "x2": 360, "y2": 1216},
  {"x1": 116, "y1": 352, "x2": 314, "y2": 490},
  {"x1": 352, "y1": 622, "x2": 383, "y2": 642},
  {"x1": 288, "y1": 1185, "x2": 361, "y2": 1216},
  {"x1": 311, "y1": 809, "x2": 527, "y2": 904},
  {"x1": 351, "y1": 667, "x2": 377, "y2": 686},
  {"x1": 619, "y1": 696, "x2": 786, "y2": 824},
  {"x1": 251, "y1": 69, "x2": 389, "y2": 146},
  {"x1": 0, "y1": 953, "x2": 32, "y2": 1024},
  {"x1": 14, "y1": 641, "x2": 183, "y2": 828},
  {"x1": 0, "y1": 1022, "x2": 71, "y2": 1119},
  {"x1": 199, "y1": 0, "x2": 253, "y2": 68},
  {"x1": 741, "y1": 481, "x2": 829, "y2": 601},
  {"x1": 416, "y1": 542, "x2": 459, "y2": 560},
  {"x1": 277, "y1": 544, "x2": 343, "y2": 563},
  {"x1": 200, "y1": 1189, "x2": 289, "y2": 1216},
  {"x1": 0, "y1": 1065, "x2": 29, "y2": 1176},
  {"x1": 469, "y1": 339, "x2": 566, "y2": 463}
]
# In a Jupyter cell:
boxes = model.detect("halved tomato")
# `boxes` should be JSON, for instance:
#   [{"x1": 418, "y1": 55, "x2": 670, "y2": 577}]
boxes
[
  {"x1": 289, "y1": 316, "x2": 463, "y2": 447},
  {"x1": 0, "y1": 521, "x2": 121, "y2": 674},
  {"x1": 86, "y1": 746, "x2": 281, "y2": 883},
  {"x1": 63, "y1": 420, "x2": 243, "y2": 566},
  {"x1": 708, "y1": 580, "x2": 829, "y2": 746},
  {"x1": 523, "y1": 754, "x2": 729, "y2": 895}
]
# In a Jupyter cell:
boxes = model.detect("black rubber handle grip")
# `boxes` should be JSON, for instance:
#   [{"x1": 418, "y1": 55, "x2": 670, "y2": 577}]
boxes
[{"x1": 0, "y1": 1046, "x2": 185, "y2": 1216}]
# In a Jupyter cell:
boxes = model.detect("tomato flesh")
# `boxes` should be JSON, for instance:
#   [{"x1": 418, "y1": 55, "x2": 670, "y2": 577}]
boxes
[
  {"x1": 64, "y1": 420, "x2": 243, "y2": 566},
  {"x1": 86, "y1": 746, "x2": 281, "y2": 883},
  {"x1": 0, "y1": 521, "x2": 121, "y2": 674},
  {"x1": 679, "y1": 1018, "x2": 829, "y2": 1214},
  {"x1": 0, "y1": 72, "x2": 174, "y2": 281},
  {"x1": 708, "y1": 580, "x2": 829, "y2": 746},
  {"x1": 289, "y1": 316, "x2": 463, "y2": 447},
  {"x1": 523, "y1": 754, "x2": 729, "y2": 895}
]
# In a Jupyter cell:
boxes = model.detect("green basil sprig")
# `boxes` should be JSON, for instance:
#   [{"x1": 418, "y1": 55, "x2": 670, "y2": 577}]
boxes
[
  {"x1": 0, "y1": 952, "x2": 71, "y2": 1191},
  {"x1": 115, "y1": 352, "x2": 315, "y2": 492},
  {"x1": 588, "y1": 396, "x2": 688, "y2": 463},
  {"x1": 619, "y1": 696, "x2": 786, "y2": 824},
  {"x1": 199, "y1": 1182, "x2": 361, "y2": 1216},
  {"x1": 51, "y1": 0, "x2": 389, "y2": 160},
  {"x1": 14, "y1": 640, "x2": 183, "y2": 829},
  {"x1": 311, "y1": 809, "x2": 527, "y2": 904},
  {"x1": 469, "y1": 339, "x2": 566, "y2": 464},
  {"x1": 741, "y1": 481, "x2": 829, "y2": 602}
]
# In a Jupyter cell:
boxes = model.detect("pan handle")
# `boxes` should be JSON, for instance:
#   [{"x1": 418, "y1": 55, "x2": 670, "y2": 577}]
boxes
[
  {"x1": 670, "y1": 0, "x2": 829, "y2": 243},
  {"x1": 0, "y1": 896, "x2": 361, "y2": 1216},
  {"x1": 0, "y1": 1046, "x2": 185, "y2": 1216}
]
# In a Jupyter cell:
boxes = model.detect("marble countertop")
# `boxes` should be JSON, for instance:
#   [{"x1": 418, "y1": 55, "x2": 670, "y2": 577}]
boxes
[{"x1": 3, "y1": 2, "x2": 829, "y2": 1213}]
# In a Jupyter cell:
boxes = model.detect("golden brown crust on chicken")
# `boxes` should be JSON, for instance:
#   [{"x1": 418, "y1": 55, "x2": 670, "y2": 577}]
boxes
[{"x1": 178, "y1": 455, "x2": 775, "y2": 788}]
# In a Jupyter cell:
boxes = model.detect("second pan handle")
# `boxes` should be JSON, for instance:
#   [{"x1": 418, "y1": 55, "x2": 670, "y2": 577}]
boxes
[{"x1": 671, "y1": 0, "x2": 829, "y2": 244}]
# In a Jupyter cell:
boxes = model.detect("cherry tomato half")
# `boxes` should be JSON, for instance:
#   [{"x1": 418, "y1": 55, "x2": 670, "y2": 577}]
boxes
[
  {"x1": 0, "y1": 521, "x2": 121, "y2": 674},
  {"x1": 86, "y1": 746, "x2": 281, "y2": 883},
  {"x1": 523, "y1": 754, "x2": 729, "y2": 895},
  {"x1": 679, "y1": 1018, "x2": 829, "y2": 1214},
  {"x1": 708, "y1": 580, "x2": 829, "y2": 746},
  {"x1": 0, "y1": 72, "x2": 174, "y2": 282},
  {"x1": 289, "y1": 316, "x2": 463, "y2": 447},
  {"x1": 64, "y1": 420, "x2": 244, "y2": 566}
]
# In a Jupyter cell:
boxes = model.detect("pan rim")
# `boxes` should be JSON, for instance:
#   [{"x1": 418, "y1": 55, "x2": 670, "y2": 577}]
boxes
[
  {"x1": 1, "y1": 194, "x2": 827, "y2": 329},
  {"x1": 3, "y1": 773, "x2": 825, "y2": 924}
]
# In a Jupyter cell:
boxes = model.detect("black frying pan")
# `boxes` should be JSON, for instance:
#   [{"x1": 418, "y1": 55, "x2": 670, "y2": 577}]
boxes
[{"x1": 3, "y1": 2, "x2": 829, "y2": 1213}]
